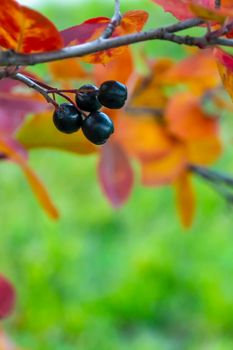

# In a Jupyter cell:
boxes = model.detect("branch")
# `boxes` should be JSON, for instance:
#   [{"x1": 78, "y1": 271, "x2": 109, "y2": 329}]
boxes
[
  {"x1": 0, "y1": 18, "x2": 204, "y2": 67},
  {"x1": 125, "y1": 106, "x2": 163, "y2": 118},
  {"x1": 215, "y1": 0, "x2": 221, "y2": 8},
  {"x1": 190, "y1": 164, "x2": 233, "y2": 204},
  {"x1": 101, "y1": 0, "x2": 122, "y2": 39},
  {"x1": 190, "y1": 165, "x2": 233, "y2": 187}
]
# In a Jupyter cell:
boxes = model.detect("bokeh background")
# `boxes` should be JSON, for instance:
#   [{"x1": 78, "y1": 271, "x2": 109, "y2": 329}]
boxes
[{"x1": 2, "y1": 1, "x2": 233, "y2": 349}]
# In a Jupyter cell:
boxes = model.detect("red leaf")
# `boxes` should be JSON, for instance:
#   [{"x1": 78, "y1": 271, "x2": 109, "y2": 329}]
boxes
[
  {"x1": 0, "y1": 0, "x2": 63, "y2": 53},
  {"x1": 94, "y1": 47, "x2": 134, "y2": 86},
  {"x1": 61, "y1": 11, "x2": 148, "y2": 64},
  {"x1": 0, "y1": 275, "x2": 15, "y2": 319},
  {"x1": 98, "y1": 142, "x2": 134, "y2": 207},
  {"x1": 151, "y1": 0, "x2": 214, "y2": 20},
  {"x1": 0, "y1": 78, "x2": 49, "y2": 135},
  {"x1": 61, "y1": 17, "x2": 109, "y2": 46}
]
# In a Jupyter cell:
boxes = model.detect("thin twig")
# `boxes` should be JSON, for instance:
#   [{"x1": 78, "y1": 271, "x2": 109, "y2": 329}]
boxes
[
  {"x1": 190, "y1": 165, "x2": 233, "y2": 187},
  {"x1": 0, "y1": 18, "x2": 204, "y2": 67},
  {"x1": 190, "y1": 164, "x2": 233, "y2": 205},
  {"x1": 101, "y1": 0, "x2": 122, "y2": 39},
  {"x1": 29, "y1": 77, "x2": 76, "y2": 105},
  {"x1": 12, "y1": 73, "x2": 58, "y2": 107}
]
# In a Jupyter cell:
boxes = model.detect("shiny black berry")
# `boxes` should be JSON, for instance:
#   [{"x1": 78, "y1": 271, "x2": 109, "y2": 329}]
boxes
[
  {"x1": 98, "y1": 80, "x2": 127, "y2": 109},
  {"x1": 53, "y1": 103, "x2": 82, "y2": 134},
  {"x1": 82, "y1": 111, "x2": 114, "y2": 145},
  {"x1": 75, "y1": 84, "x2": 102, "y2": 112}
]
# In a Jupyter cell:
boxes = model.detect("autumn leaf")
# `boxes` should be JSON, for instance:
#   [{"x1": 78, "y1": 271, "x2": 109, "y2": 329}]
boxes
[
  {"x1": 151, "y1": 0, "x2": 214, "y2": 20},
  {"x1": 174, "y1": 172, "x2": 196, "y2": 228},
  {"x1": 130, "y1": 58, "x2": 172, "y2": 109},
  {"x1": 214, "y1": 47, "x2": 233, "y2": 101},
  {"x1": 94, "y1": 47, "x2": 134, "y2": 86},
  {"x1": 120, "y1": 10, "x2": 149, "y2": 34},
  {"x1": 186, "y1": 135, "x2": 222, "y2": 165},
  {"x1": 0, "y1": 78, "x2": 49, "y2": 134},
  {"x1": 98, "y1": 142, "x2": 134, "y2": 207},
  {"x1": 115, "y1": 114, "x2": 173, "y2": 161},
  {"x1": 61, "y1": 10, "x2": 148, "y2": 64},
  {"x1": 0, "y1": 275, "x2": 15, "y2": 319},
  {"x1": 189, "y1": 2, "x2": 226, "y2": 22},
  {"x1": 0, "y1": 0, "x2": 63, "y2": 53},
  {"x1": 165, "y1": 92, "x2": 219, "y2": 141},
  {"x1": 190, "y1": 1, "x2": 233, "y2": 28},
  {"x1": 48, "y1": 58, "x2": 88, "y2": 82},
  {"x1": 16, "y1": 111, "x2": 96, "y2": 155},
  {"x1": 164, "y1": 49, "x2": 220, "y2": 95},
  {"x1": 141, "y1": 142, "x2": 186, "y2": 186},
  {"x1": 0, "y1": 136, "x2": 59, "y2": 219}
]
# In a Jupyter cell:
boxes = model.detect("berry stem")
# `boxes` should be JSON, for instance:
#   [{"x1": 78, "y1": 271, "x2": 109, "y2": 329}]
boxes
[
  {"x1": 28, "y1": 77, "x2": 77, "y2": 106},
  {"x1": 28, "y1": 77, "x2": 55, "y2": 90},
  {"x1": 47, "y1": 89, "x2": 77, "y2": 94},
  {"x1": 12, "y1": 73, "x2": 59, "y2": 108}
]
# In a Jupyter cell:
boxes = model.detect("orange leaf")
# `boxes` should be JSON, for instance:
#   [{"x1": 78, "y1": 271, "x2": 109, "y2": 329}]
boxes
[
  {"x1": 115, "y1": 114, "x2": 173, "y2": 161},
  {"x1": 16, "y1": 111, "x2": 96, "y2": 155},
  {"x1": 186, "y1": 135, "x2": 222, "y2": 165},
  {"x1": 94, "y1": 47, "x2": 134, "y2": 86},
  {"x1": 130, "y1": 58, "x2": 173, "y2": 109},
  {"x1": 48, "y1": 58, "x2": 88, "y2": 81},
  {"x1": 174, "y1": 172, "x2": 196, "y2": 229},
  {"x1": 0, "y1": 0, "x2": 63, "y2": 53},
  {"x1": 214, "y1": 47, "x2": 233, "y2": 101},
  {"x1": 164, "y1": 49, "x2": 220, "y2": 95},
  {"x1": 165, "y1": 92, "x2": 218, "y2": 141},
  {"x1": 0, "y1": 136, "x2": 59, "y2": 219},
  {"x1": 62, "y1": 11, "x2": 148, "y2": 64},
  {"x1": 120, "y1": 10, "x2": 149, "y2": 34},
  {"x1": 141, "y1": 142, "x2": 186, "y2": 186}
]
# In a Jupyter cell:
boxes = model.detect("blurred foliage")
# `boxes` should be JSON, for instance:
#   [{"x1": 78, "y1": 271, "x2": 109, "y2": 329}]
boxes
[{"x1": 1, "y1": 1, "x2": 233, "y2": 349}]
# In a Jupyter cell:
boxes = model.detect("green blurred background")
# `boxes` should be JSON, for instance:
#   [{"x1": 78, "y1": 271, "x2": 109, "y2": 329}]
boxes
[{"x1": 2, "y1": 1, "x2": 233, "y2": 349}]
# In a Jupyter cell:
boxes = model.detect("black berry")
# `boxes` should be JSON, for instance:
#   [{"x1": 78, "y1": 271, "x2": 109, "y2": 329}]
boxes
[
  {"x1": 82, "y1": 111, "x2": 114, "y2": 145},
  {"x1": 53, "y1": 103, "x2": 82, "y2": 134},
  {"x1": 75, "y1": 84, "x2": 102, "y2": 112},
  {"x1": 98, "y1": 80, "x2": 127, "y2": 109}
]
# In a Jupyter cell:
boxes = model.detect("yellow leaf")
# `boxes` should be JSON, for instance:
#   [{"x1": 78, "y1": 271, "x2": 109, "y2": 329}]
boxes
[
  {"x1": 141, "y1": 143, "x2": 186, "y2": 186},
  {"x1": 174, "y1": 172, "x2": 196, "y2": 229},
  {"x1": 186, "y1": 136, "x2": 222, "y2": 165},
  {"x1": 16, "y1": 111, "x2": 96, "y2": 155}
]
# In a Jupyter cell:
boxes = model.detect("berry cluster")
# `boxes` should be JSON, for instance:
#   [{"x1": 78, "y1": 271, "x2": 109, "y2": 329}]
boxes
[{"x1": 53, "y1": 80, "x2": 127, "y2": 145}]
